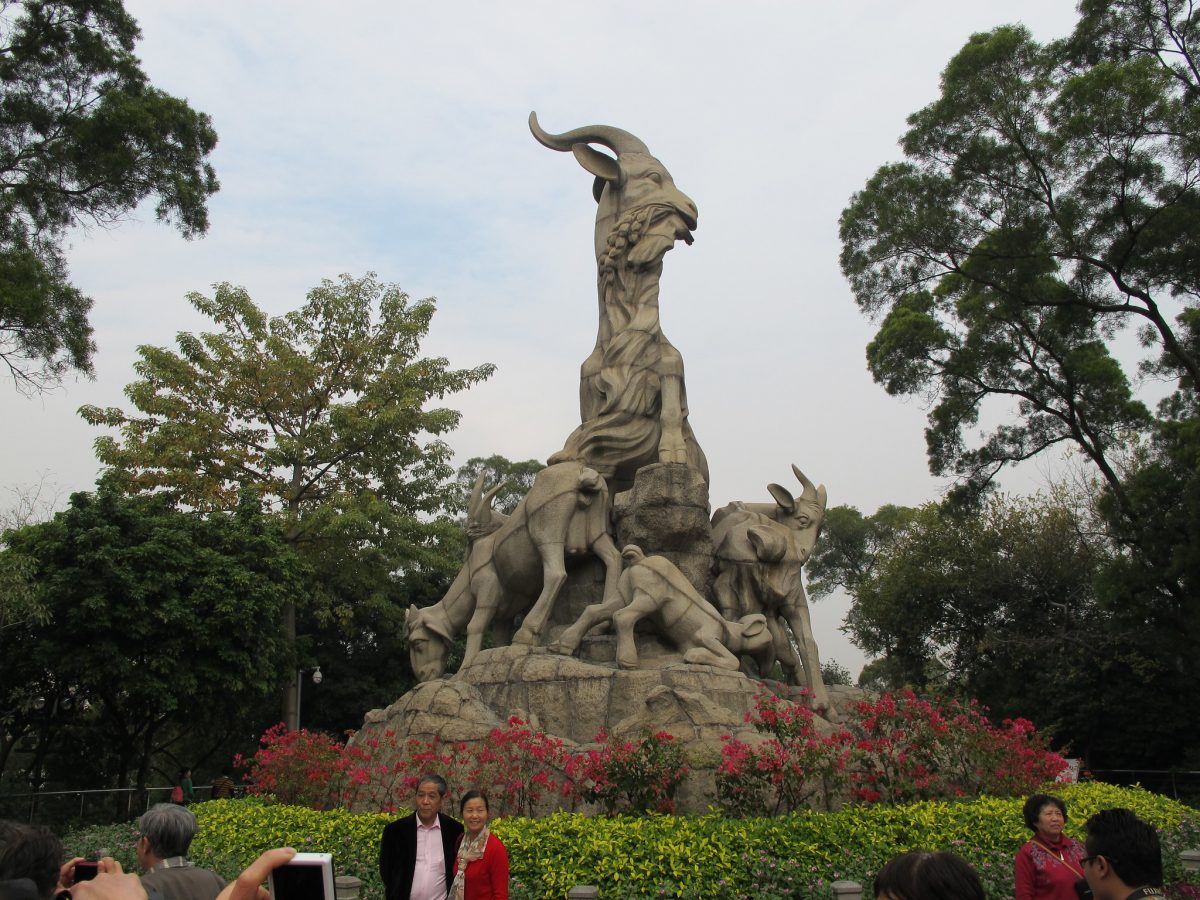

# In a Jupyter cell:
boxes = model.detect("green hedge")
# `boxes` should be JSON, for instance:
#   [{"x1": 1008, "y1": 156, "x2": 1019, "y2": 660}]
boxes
[{"x1": 62, "y1": 783, "x2": 1200, "y2": 899}]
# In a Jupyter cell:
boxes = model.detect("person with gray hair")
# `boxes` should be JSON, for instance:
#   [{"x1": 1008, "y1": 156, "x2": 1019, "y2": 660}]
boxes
[{"x1": 135, "y1": 804, "x2": 224, "y2": 900}]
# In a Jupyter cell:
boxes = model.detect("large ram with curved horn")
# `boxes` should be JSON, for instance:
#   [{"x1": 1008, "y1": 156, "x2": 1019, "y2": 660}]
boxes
[{"x1": 531, "y1": 112, "x2": 708, "y2": 493}]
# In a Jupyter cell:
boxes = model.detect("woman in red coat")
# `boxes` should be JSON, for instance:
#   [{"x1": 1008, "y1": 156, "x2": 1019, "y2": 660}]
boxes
[
  {"x1": 449, "y1": 790, "x2": 509, "y2": 900},
  {"x1": 1014, "y1": 793, "x2": 1086, "y2": 900}
]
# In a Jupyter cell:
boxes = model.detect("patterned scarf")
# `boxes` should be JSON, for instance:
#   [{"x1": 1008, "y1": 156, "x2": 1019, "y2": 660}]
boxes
[{"x1": 448, "y1": 825, "x2": 489, "y2": 900}]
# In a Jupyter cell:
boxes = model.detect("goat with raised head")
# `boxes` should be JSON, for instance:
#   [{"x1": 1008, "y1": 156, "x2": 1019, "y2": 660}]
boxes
[
  {"x1": 711, "y1": 465, "x2": 836, "y2": 718},
  {"x1": 530, "y1": 112, "x2": 708, "y2": 494}
]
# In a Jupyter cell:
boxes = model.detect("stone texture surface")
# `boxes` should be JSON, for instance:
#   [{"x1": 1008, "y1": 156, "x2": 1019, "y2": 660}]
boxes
[
  {"x1": 613, "y1": 463, "x2": 713, "y2": 597},
  {"x1": 355, "y1": 645, "x2": 831, "y2": 812}
]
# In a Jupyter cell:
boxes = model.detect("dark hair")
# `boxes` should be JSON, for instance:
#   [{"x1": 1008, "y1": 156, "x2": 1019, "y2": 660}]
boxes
[
  {"x1": 415, "y1": 774, "x2": 448, "y2": 797},
  {"x1": 873, "y1": 850, "x2": 985, "y2": 900},
  {"x1": 459, "y1": 790, "x2": 489, "y2": 814},
  {"x1": 1023, "y1": 793, "x2": 1068, "y2": 831},
  {"x1": 0, "y1": 824, "x2": 63, "y2": 900},
  {"x1": 138, "y1": 803, "x2": 198, "y2": 858},
  {"x1": 1084, "y1": 807, "x2": 1162, "y2": 888}
]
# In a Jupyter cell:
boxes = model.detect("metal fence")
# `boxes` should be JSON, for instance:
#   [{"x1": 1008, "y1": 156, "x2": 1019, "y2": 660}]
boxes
[
  {"x1": 1088, "y1": 769, "x2": 1200, "y2": 805},
  {"x1": 0, "y1": 785, "x2": 214, "y2": 827}
]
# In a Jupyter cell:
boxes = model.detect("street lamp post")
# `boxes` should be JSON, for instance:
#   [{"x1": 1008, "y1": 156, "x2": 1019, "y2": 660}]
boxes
[{"x1": 292, "y1": 665, "x2": 323, "y2": 731}]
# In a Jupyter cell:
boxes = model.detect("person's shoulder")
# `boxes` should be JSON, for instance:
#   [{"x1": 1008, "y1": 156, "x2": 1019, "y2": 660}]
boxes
[
  {"x1": 384, "y1": 812, "x2": 416, "y2": 829},
  {"x1": 439, "y1": 813, "x2": 463, "y2": 833},
  {"x1": 0, "y1": 878, "x2": 41, "y2": 900}
]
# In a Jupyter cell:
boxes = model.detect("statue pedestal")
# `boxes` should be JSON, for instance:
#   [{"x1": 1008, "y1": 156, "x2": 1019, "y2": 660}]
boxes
[{"x1": 359, "y1": 644, "x2": 807, "y2": 812}]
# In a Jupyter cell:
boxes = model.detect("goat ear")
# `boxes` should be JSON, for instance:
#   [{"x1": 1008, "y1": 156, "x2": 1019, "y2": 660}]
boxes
[
  {"x1": 748, "y1": 525, "x2": 787, "y2": 562},
  {"x1": 421, "y1": 611, "x2": 453, "y2": 644},
  {"x1": 572, "y1": 143, "x2": 622, "y2": 186},
  {"x1": 767, "y1": 483, "x2": 796, "y2": 514},
  {"x1": 739, "y1": 614, "x2": 767, "y2": 640}
]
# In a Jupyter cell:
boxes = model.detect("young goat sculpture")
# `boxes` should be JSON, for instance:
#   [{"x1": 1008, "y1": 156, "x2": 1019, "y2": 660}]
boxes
[
  {"x1": 550, "y1": 545, "x2": 772, "y2": 671},
  {"x1": 406, "y1": 460, "x2": 622, "y2": 681}
]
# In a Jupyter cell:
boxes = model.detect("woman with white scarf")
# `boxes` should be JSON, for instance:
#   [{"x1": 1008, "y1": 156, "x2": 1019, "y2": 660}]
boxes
[{"x1": 448, "y1": 790, "x2": 509, "y2": 900}]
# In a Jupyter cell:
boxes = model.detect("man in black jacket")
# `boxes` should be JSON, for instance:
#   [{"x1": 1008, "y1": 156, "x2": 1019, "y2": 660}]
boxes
[
  {"x1": 1081, "y1": 808, "x2": 1166, "y2": 900},
  {"x1": 379, "y1": 774, "x2": 464, "y2": 900}
]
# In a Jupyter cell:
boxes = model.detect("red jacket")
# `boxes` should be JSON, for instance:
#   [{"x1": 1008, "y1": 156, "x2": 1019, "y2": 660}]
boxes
[
  {"x1": 452, "y1": 832, "x2": 509, "y2": 900},
  {"x1": 1015, "y1": 834, "x2": 1086, "y2": 900}
]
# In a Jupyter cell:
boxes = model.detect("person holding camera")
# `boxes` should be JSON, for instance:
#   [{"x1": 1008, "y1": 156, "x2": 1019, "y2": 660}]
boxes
[
  {"x1": 448, "y1": 791, "x2": 507, "y2": 900},
  {"x1": 135, "y1": 804, "x2": 225, "y2": 900},
  {"x1": 1016, "y1": 793, "x2": 1087, "y2": 900},
  {"x1": 379, "y1": 774, "x2": 464, "y2": 900},
  {"x1": 1080, "y1": 807, "x2": 1165, "y2": 900}
]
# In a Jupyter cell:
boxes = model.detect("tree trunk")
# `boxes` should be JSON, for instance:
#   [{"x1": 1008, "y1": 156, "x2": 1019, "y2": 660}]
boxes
[{"x1": 282, "y1": 600, "x2": 297, "y2": 729}]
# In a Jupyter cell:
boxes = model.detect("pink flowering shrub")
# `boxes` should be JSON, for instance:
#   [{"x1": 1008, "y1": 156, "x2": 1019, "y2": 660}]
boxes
[
  {"x1": 715, "y1": 693, "x2": 852, "y2": 817},
  {"x1": 714, "y1": 690, "x2": 1066, "y2": 816},
  {"x1": 242, "y1": 717, "x2": 571, "y2": 816},
  {"x1": 458, "y1": 717, "x2": 569, "y2": 816},
  {"x1": 564, "y1": 729, "x2": 688, "y2": 815},
  {"x1": 235, "y1": 723, "x2": 394, "y2": 810},
  {"x1": 242, "y1": 691, "x2": 1065, "y2": 817},
  {"x1": 240, "y1": 722, "x2": 690, "y2": 818},
  {"x1": 846, "y1": 689, "x2": 1066, "y2": 804}
]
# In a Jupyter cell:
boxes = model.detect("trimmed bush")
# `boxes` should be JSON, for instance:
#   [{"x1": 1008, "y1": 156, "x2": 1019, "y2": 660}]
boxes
[{"x1": 61, "y1": 783, "x2": 1200, "y2": 899}]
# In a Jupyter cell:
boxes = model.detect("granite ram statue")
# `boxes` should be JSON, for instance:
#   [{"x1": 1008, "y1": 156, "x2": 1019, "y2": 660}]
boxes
[
  {"x1": 549, "y1": 545, "x2": 772, "y2": 671},
  {"x1": 530, "y1": 112, "x2": 708, "y2": 494},
  {"x1": 405, "y1": 460, "x2": 622, "y2": 681},
  {"x1": 711, "y1": 465, "x2": 836, "y2": 716}
]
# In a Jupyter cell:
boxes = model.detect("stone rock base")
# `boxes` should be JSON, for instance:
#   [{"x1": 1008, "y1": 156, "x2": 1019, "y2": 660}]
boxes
[
  {"x1": 613, "y1": 463, "x2": 713, "y2": 598},
  {"x1": 356, "y1": 645, "x2": 837, "y2": 813}
]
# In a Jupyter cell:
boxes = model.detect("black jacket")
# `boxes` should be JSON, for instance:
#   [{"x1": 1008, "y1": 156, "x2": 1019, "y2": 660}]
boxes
[{"x1": 379, "y1": 812, "x2": 464, "y2": 900}]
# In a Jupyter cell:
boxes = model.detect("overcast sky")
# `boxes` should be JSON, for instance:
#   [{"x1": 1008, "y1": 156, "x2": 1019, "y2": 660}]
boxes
[{"x1": 1, "y1": 1, "x2": 1085, "y2": 677}]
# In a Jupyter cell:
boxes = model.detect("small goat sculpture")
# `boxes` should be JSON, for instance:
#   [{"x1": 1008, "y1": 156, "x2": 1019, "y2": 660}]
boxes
[{"x1": 550, "y1": 545, "x2": 772, "y2": 671}]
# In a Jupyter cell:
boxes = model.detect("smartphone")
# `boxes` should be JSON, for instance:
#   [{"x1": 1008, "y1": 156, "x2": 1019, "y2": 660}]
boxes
[
  {"x1": 74, "y1": 861, "x2": 100, "y2": 882},
  {"x1": 267, "y1": 853, "x2": 335, "y2": 900}
]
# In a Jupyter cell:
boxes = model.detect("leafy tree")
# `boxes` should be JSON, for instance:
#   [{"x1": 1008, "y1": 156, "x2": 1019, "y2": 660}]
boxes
[
  {"x1": 0, "y1": 487, "x2": 300, "y2": 807},
  {"x1": 449, "y1": 454, "x2": 544, "y2": 518},
  {"x1": 807, "y1": 504, "x2": 917, "y2": 600},
  {"x1": 837, "y1": 0, "x2": 1200, "y2": 767},
  {"x1": 0, "y1": 0, "x2": 219, "y2": 391},
  {"x1": 838, "y1": 5, "x2": 1198, "y2": 523},
  {"x1": 819, "y1": 659, "x2": 852, "y2": 687},
  {"x1": 80, "y1": 273, "x2": 494, "y2": 725},
  {"x1": 818, "y1": 492, "x2": 1199, "y2": 767}
]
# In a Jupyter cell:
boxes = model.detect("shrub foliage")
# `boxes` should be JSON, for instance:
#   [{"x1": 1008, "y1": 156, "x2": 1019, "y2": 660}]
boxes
[{"x1": 61, "y1": 783, "x2": 1200, "y2": 900}]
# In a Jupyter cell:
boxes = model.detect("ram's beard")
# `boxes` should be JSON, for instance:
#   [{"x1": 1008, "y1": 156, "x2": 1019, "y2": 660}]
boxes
[
  {"x1": 627, "y1": 231, "x2": 676, "y2": 266},
  {"x1": 627, "y1": 210, "x2": 692, "y2": 266}
]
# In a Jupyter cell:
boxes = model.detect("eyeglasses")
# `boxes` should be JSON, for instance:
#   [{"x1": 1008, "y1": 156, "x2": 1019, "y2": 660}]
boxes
[{"x1": 1081, "y1": 854, "x2": 1117, "y2": 866}]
